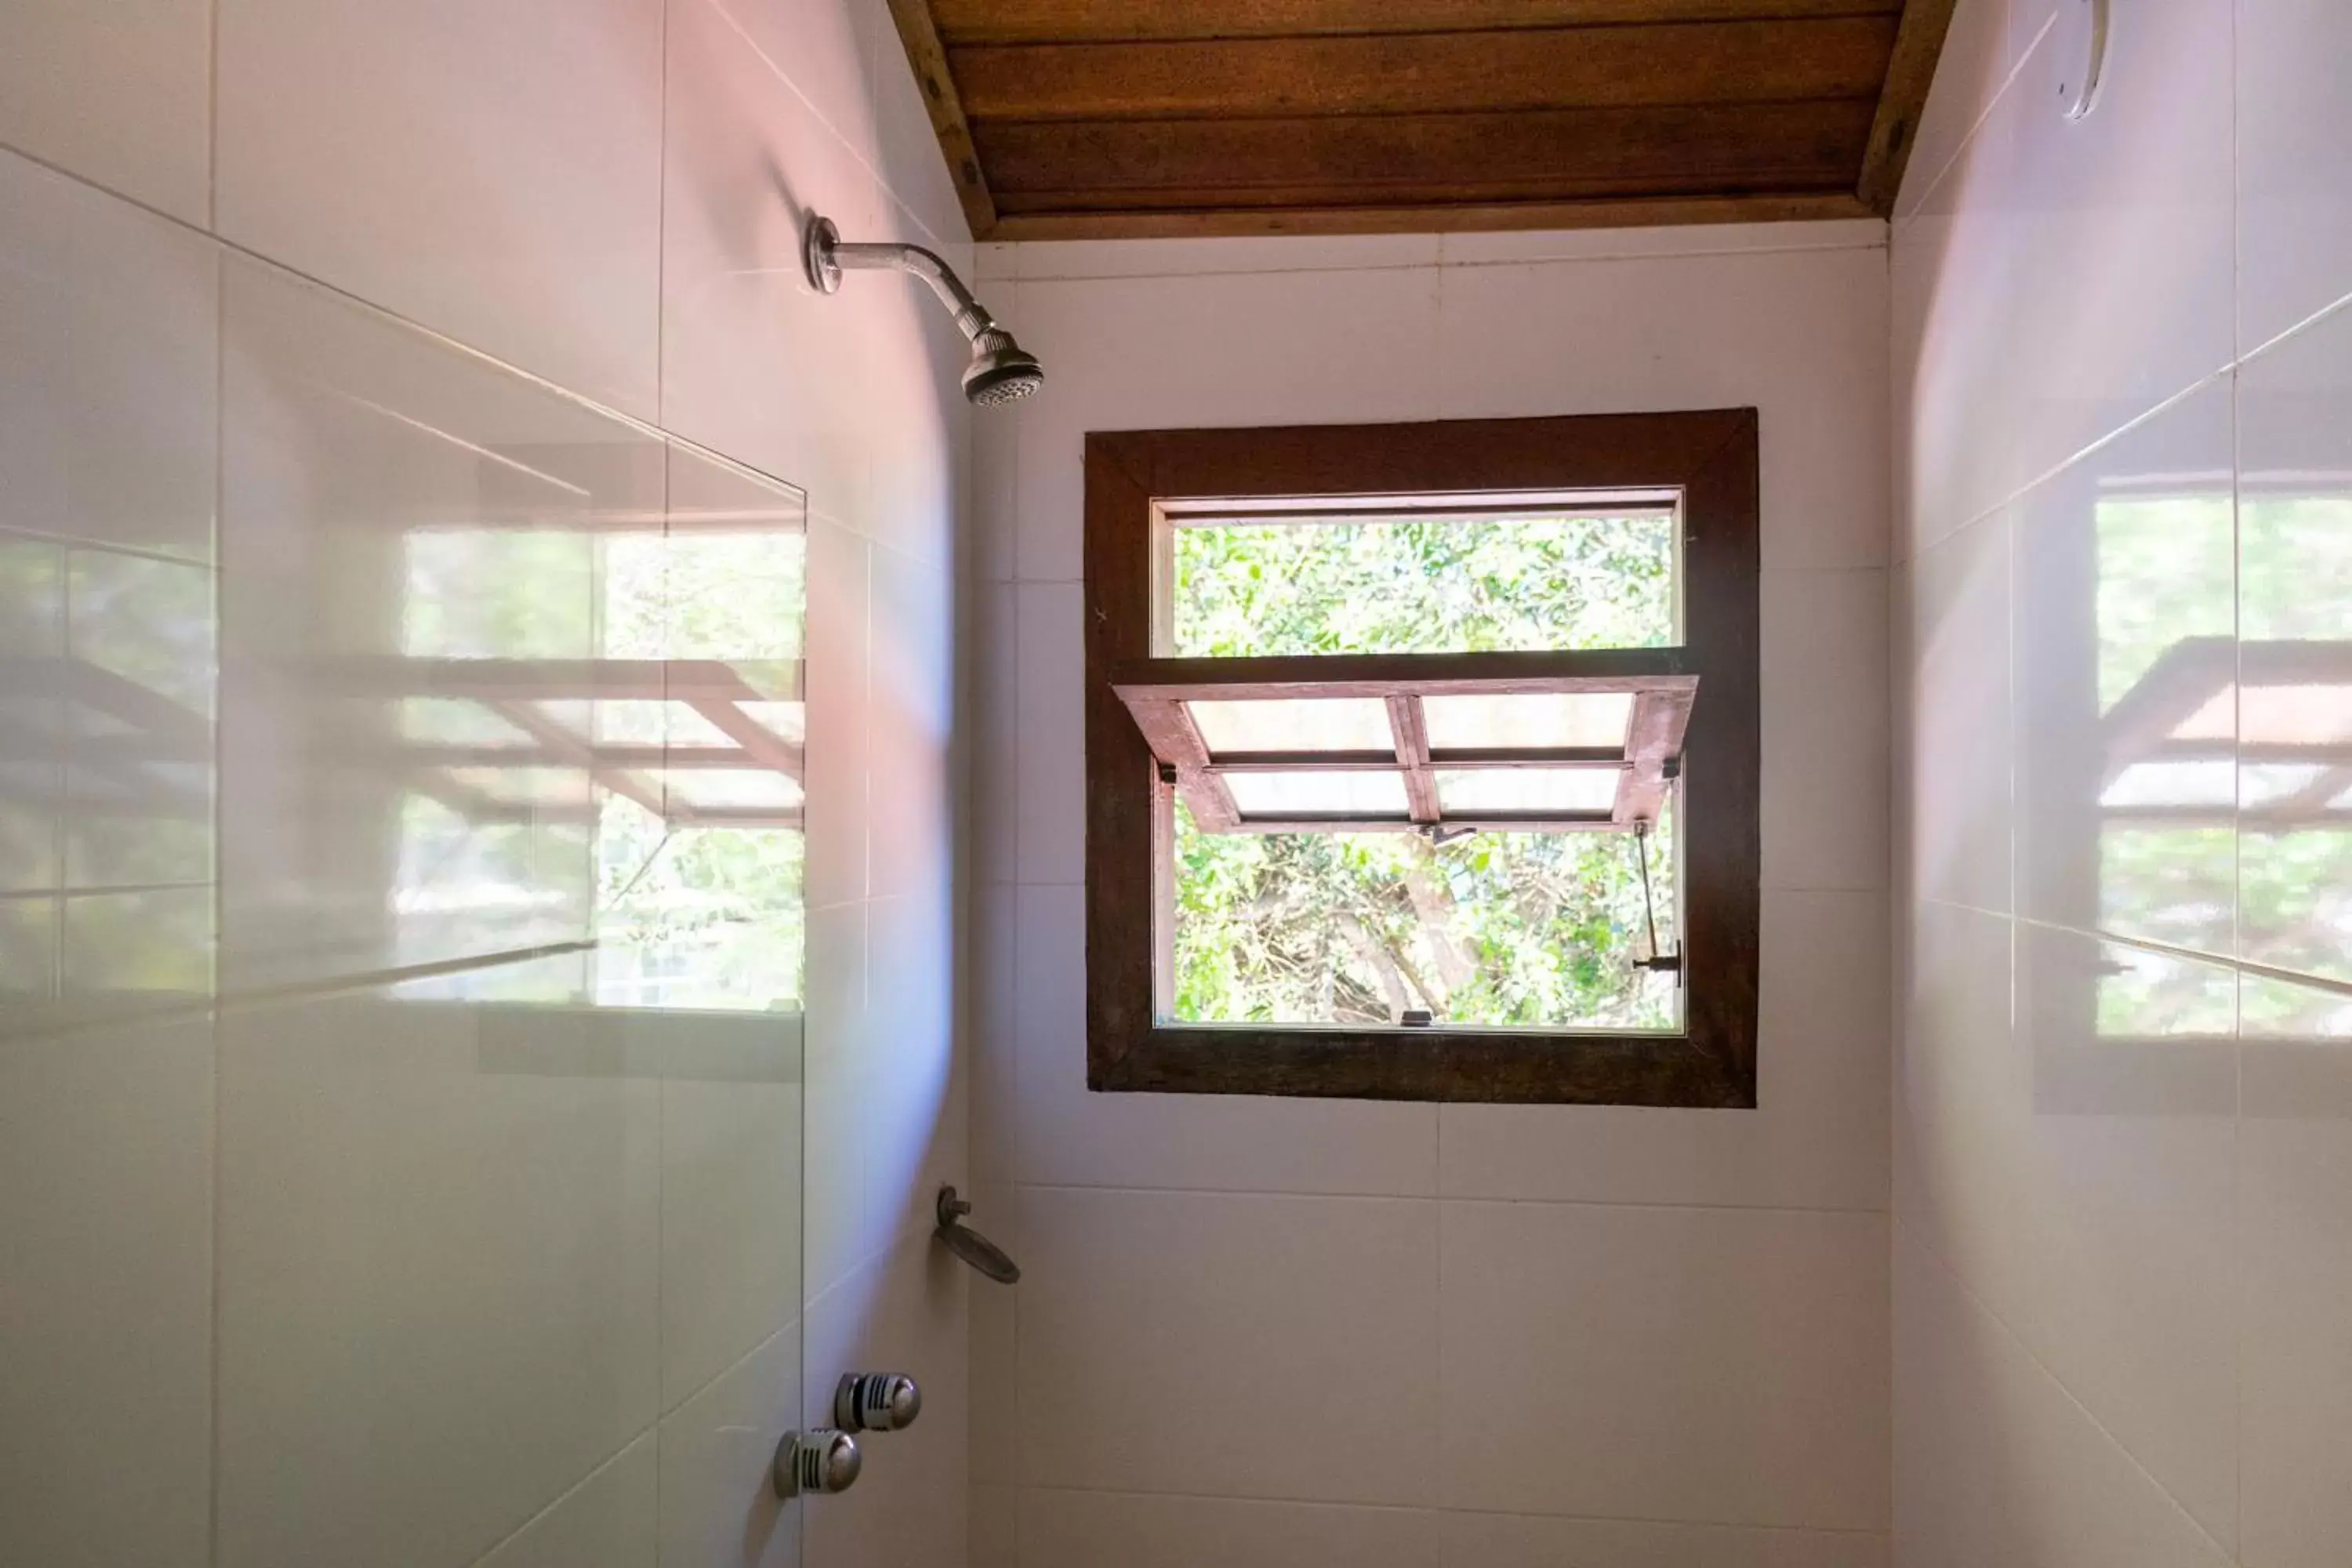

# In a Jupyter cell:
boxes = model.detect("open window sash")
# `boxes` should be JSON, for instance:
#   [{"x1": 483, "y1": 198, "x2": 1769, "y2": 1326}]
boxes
[{"x1": 1111, "y1": 648, "x2": 1695, "y2": 835}]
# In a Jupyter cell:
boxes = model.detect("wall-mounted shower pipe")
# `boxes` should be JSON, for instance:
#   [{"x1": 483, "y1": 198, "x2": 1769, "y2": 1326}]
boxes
[{"x1": 801, "y1": 214, "x2": 1044, "y2": 406}]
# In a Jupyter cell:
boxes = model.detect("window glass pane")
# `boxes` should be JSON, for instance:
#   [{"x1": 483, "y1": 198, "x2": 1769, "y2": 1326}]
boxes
[
  {"x1": 1189, "y1": 696, "x2": 1392, "y2": 754},
  {"x1": 1435, "y1": 767, "x2": 1620, "y2": 815},
  {"x1": 1171, "y1": 794, "x2": 1679, "y2": 1029},
  {"x1": 1173, "y1": 511, "x2": 1677, "y2": 655},
  {"x1": 1223, "y1": 770, "x2": 1410, "y2": 818},
  {"x1": 1421, "y1": 691, "x2": 1632, "y2": 752}
]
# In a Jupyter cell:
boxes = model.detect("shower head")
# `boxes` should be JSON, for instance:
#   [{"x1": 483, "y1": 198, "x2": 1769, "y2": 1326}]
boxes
[
  {"x1": 964, "y1": 330, "x2": 1044, "y2": 406},
  {"x1": 803, "y1": 213, "x2": 1044, "y2": 408}
]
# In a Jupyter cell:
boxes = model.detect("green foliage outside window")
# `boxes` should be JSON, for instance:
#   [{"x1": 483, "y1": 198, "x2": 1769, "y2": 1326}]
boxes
[{"x1": 1168, "y1": 514, "x2": 1681, "y2": 1030}]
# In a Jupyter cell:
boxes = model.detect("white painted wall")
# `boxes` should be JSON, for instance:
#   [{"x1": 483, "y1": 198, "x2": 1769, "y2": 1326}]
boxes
[
  {"x1": 0, "y1": 2, "x2": 972, "y2": 1564},
  {"x1": 1893, "y1": 0, "x2": 2352, "y2": 1563},
  {"x1": 969, "y1": 224, "x2": 1896, "y2": 1567}
]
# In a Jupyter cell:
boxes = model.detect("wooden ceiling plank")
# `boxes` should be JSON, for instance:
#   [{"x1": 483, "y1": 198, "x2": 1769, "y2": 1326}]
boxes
[
  {"x1": 986, "y1": 191, "x2": 1876, "y2": 241},
  {"x1": 882, "y1": 0, "x2": 999, "y2": 237},
  {"x1": 974, "y1": 100, "x2": 1878, "y2": 195},
  {"x1": 948, "y1": 18, "x2": 1899, "y2": 120},
  {"x1": 993, "y1": 176, "x2": 1862, "y2": 213},
  {"x1": 1855, "y1": 0, "x2": 1962, "y2": 212},
  {"x1": 931, "y1": 0, "x2": 1900, "y2": 45}
]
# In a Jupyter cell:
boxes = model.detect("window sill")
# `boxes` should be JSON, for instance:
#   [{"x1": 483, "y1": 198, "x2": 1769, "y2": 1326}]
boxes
[{"x1": 1090, "y1": 1025, "x2": 1756, "y2": 1107}]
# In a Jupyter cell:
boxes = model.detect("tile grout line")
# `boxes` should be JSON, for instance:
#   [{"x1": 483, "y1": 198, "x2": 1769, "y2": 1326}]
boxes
[
  {"x1": 1006, "y1": 235, "x2": 1890, "y2": 291},
  {"x1": 698, "y1": 0, "x2": 962, "y2": 256},
  {"x1": 1914, "y1": 278, "x2": 2352, "y2": 568},
  {"x1": 0, "y1": 140, "x2": 810, "y2": 510},
  {"x1": 1915, "y1": 894, "x2": 2352, "y2": 1001},
  {"x1": 1892, "y1": 8, "x2": 2060, "y2": 234},
  {"x1": 650, "y1": 381, "x2": 670, "y2": 1566},
  {"x1": 654, "y1": 0, "x2": 671, "y2": 438},
  {"x1": 204, "y1": 203, "x2": 227, "y2": 1568},
  {"x1": 1894, "y1": 1215, "x2": 2238, "y2": 1564},
  {"x1": 2227, "y1": 93, "x2": 2245, "y2": 1534},
  {"x1": 1009, "y1": 1179, "x2": 1889, "y2": 1218},
  {"x1": 1004, "y1": 1479, "x2": 1893, "y2": 1537}
]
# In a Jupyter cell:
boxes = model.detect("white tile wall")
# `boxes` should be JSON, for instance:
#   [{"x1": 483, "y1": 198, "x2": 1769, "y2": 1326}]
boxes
[
  {"x1": 2235, "y1": 0, "x2": 2352, "y2": 350},
  {"x1": 1892, "y1": 1229, "x2": 2232, "y2": 1568},
  {"x1": 477, "y1": 1434, "x2": 660, "y2": 1568},
  {"x1": 216, "y1": 0, "x2": 668, "y2": 419},
  {"x1": 1893, "y1": 1, "x2": 2352, "y2": 1562},
  {"x1": 0, "y1": 0, "x2": 971, "y2": 1562},
  {"x1": 1761, "y1": 568, "x2": 1892, "y2": 891},
  {"x1": 1019, "y1": 1490, "x2": 1445, "y2": 1568},
  {"x1": 1440, "y1": 1512, "x2": 1891, "y2": 1568},
  {"x1": 1014, "y1": 1186, "x2": 1442, "y2": 1504},
  {"x1": 659, "y1": 1323, "x2": 804, "y2": 1568},
  {"x1": 971, "y1": 225, "x2": 1894, "y2": 1562},
  {"x1": 1441, "y1": 887, "x2": 1890, "y2": 1212},
  {"x1": 0, "y1": 0, "x2": 213, "y2": 223},
  {"x1": 1441, "y1": 1202, "x2": 1889, "y2": 1530},
  {"x1": 802, "y1": 1229, "x2": 971, "y2": 1568},
  {"x1": 0, "y1": 1014, "x2": 213, "y2": 1568},
  {"x1": 214, "y1": 991, "x2": 664, "y2": 1568}
]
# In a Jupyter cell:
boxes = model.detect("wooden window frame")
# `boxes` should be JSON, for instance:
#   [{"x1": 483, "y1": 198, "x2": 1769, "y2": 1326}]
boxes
[{"x1": 1083, "y1": 411, "x2": 1761, "y2": 1106}]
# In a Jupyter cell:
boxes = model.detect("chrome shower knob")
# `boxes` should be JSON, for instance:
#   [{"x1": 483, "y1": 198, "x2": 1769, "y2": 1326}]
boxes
[
  {"x1": 771, "y1": 1428, "x2": 862, "y2": 1498},
  {"x1": 835, "y1": 1372, "x2": 923, "y2": 1432}
]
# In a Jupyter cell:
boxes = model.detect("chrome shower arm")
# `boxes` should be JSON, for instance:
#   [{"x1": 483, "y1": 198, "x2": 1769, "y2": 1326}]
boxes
[
  {"x1": 801, "y1": 212, "x2": 1043, "y2": 406},
  {"x1": 825, "y1": 240, "x2": 999, "y2": 343}
]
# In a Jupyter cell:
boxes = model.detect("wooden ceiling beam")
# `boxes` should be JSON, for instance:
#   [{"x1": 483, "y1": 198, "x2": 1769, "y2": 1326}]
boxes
[
  {"x1": 1855, "y1": 0, "x2": 1962, "y2": 212},
  {"x1": 985, "y1": 191, "x2": 1877, "y2": 241},
  {"x1": 975, "y1": 100, "x2": 1878, "y2": 202},
  {"x1": 931, "y1": 0, "x2": 1899, "y2": 45},
  {"x1": 949, "y1": 19, "x2": 1900, "y2": 121},
  {"x1": 881, "y1": 0, "x2": 999, "y2": 237}
]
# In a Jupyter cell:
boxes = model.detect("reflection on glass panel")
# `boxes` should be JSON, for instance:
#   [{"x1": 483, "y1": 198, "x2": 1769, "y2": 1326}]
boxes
[
  {"x1": 400, "y1": 697, "x2": 535, "y2": 747},
  {"x1": 1436, "y1": 767, "x2": 1619, "y2": 815},
  {"x1": 1173, "y1": 510, "x2": 1677, "y2": 655},
  {"x1": 220, "y1": 256, "x2": 666, "y2": 988},
  {"x1": 2239, "y1": 323, "x2": 2352, "y2": 986},
  {"x1": 593, "y1": 700, "x2": 730, "y2": 747},
  {"x1": 0, "y1": 896, "x2": 56, "y2": 1004},
  {"x1": 2240, "y1": 684, "x2": 2352, "y2": 745},
  {"x1": 0, "y1": 535, "x2": 62, "y2": 895},
  {"x1": 2096, "y1": 490, "x2": 2236, "y2": 710},
  {"x1": 1172, "y1": 794, "x2": 1679, "y2": 1029},
  {"x1": 2242, "y1": 764, "x2": 2341, "y2": 808},
  {"x1": 660, "y1": 529, "x2": 805, "y2": 662},
  {"x1": 737, "y1": 702, "x2": 804, "y2": 746},
  {"x1": 662, "y1": 770, "x2": 806, "y2": 811},
  {"x1": 62, "y1": 549, "x2": 215, "y2": 891},
  {"x1": 2100, "y1": 760, "x2": 2238, "y2": 808},
  {"x1": 1189, "y1": 697, "x2": 1392, "y2": 754},
  {"x1": 1224, "y1": 769, "x2": 1410, "y2": 818},
  {"x1": 2093, "y1": 940, "x2": 2238, "y2": 1040},
  {"x1": 2099, "y1": 826, "x2": 2234, "y2": 952},
  {"x1": 2241, "y1": 971, "x2": 2352, "y2": 1044},
  {"x1": 2241, "y1": 827, "x2": 2352, "y2": 987},
  {"x1": 2061, "y1": 458, "x2": 2239, "y2": 955},
  {"x1": 1422, "y1": 691, "x2": 1632, "y2": 752},
  {"x1": 61, "y1": 887, "x2": 212, "y2": 1000},
  {"x1": 583, "y1": 447, "x2": 807, "y2": 1014}
]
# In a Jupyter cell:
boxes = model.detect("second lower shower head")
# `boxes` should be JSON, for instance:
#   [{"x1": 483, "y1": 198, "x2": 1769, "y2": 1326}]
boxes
[{"x1": 803, "y1": 214, "x2": 1043, "y2": 406}]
